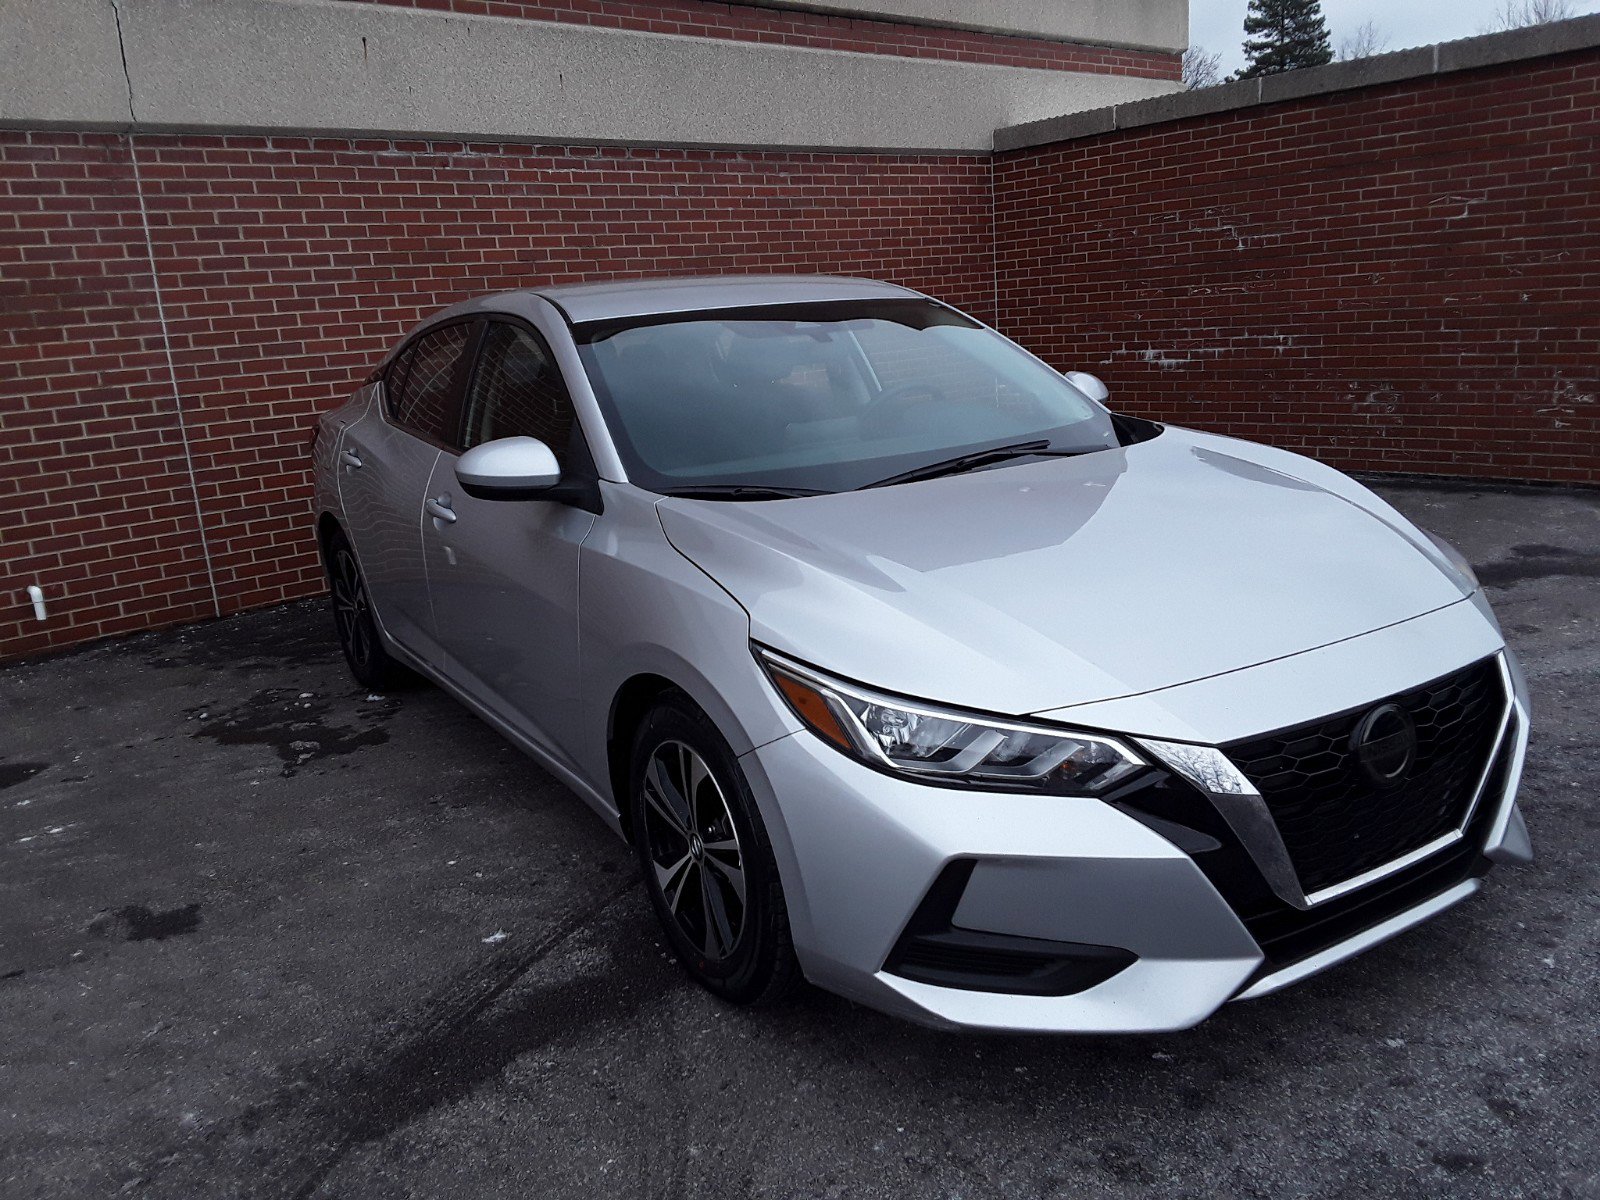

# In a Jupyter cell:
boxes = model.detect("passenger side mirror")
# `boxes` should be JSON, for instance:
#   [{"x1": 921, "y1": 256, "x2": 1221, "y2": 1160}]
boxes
[
  {"x1": 455, "y1": 436, "x2": 562, "y2": 501},
  {"x1": 1064, "y1": 371, "x2": 1110, "y2": 403}
]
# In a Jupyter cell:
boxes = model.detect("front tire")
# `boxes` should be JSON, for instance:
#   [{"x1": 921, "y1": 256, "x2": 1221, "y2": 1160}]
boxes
[{"x1": 629, "y1": 694, "x2": 798, "y2": 1006}]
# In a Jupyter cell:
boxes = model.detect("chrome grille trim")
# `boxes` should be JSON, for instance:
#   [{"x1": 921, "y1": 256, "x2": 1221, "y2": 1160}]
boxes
[{"x1": 1141, "y1": 654, "x2": 1515, "y2": 912}]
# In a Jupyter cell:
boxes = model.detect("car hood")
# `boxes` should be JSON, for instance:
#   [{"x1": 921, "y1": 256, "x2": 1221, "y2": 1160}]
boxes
[{"x1": 656, "y1": 427, "x2": 1472, "y2": 716}]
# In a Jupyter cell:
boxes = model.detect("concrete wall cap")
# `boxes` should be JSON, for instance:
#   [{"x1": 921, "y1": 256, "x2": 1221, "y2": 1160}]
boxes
[
  {"x1": 1257, "y1": 46, "x2": 1436, "y2": 105},
  {"x1": 739, "y1": 0, "x2": 1188, "y2": 54},
  {"x1": 996, "y1": 13, "x2": 1600, "y2": 152},
  {"x1": 0, "y1": 0, "x2": 1178, "y2": 153}
]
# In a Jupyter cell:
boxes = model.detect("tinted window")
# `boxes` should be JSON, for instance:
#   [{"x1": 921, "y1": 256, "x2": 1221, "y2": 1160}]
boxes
[
  {"x1": 384, "y1": 343, "x2": 417, "y2": 417},
  {"x1": 462, "y1": 323, "x2": 576, "y2": 462},
  {"x1": 851, "y1": 320, "x2": 1047, "y2": 417},
  {"x1": 392, "y1": 323, "x2": 472, "y2": 445},
  {"x1": 574, "y1": 300, "x2": 1118, "y2": 494}
]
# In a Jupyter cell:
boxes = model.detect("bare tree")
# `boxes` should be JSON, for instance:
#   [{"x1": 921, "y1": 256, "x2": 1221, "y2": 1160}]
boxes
[
  {"x1": 1183, "y1": 44, "x2": 1226, "y2": 89},
  {"x1": 1484, "y1": 0, "x2": 1576, "y2": 31},
  {"x1": 1337, "y1": 21, "x2": 1389, "y2": 61}
]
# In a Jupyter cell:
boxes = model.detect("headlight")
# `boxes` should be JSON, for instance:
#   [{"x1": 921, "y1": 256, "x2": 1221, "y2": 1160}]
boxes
[
  {"x1": 755, "y1": 647, "x2": 1145, "y2": 794},
  {"x1": 1423, "y1": 530, "x2": 1480, "y2": 591}
]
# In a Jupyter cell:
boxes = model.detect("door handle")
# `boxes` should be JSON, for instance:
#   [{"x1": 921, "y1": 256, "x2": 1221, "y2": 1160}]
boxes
[
  {"x1": 425, "y1": 496, "x2": 457, "y2": 524},
  {"x1": 340, "y1": 449, "x2": 363, "y2": 469}
]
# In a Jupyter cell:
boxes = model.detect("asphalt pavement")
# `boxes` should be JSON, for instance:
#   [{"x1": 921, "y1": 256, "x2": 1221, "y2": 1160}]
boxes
[{"x1": 2, "y1": 480, "x2": 1597, "y2": 1199}]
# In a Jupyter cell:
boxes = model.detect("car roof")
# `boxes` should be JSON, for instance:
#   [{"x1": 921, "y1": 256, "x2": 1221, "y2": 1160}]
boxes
[
  {"x1": 380, "y1": 275, "x2": 928, "y2": 373},
  {"x1": 533, "y1": 274, "x2": 921, "y2": 324}
]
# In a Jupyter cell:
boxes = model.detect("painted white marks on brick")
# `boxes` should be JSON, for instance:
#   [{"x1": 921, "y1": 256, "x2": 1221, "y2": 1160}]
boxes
[
  {"x1": 1186, "y1": 207, "x2": 1291, "y2": 253},
  {"x1": 1134, "y1": 348, "x2": 1192, "y2": 370},
  {"x1": 1357, "y1": 385, "x2": 1401, "y2": 415},
  {"x1": 1431, "y1": 193, "x2": 1486, "y2": 221},
  {"x1": 1537, "y1": 379, "x2": 1598, "y2": 430},
  {"x1": 1112, "y1": 334, "x2": 1296, "y2": 370}
]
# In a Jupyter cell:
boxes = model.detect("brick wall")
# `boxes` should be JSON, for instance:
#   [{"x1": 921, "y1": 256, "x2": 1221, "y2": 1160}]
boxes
[
  {"x1": 1, "y1": 133, "x2": 993, "y2": 658},
  {"x1": 994, "y1": 51, "x2": 1600, "y2": 485},
  {"x1": 6, "y1": 44, "x2": 1599, "y2": 662},
  {"x1": 0, "y1": 137, "x2": 221, "y2": 657},
  {"x1": 345, "y1": 0, "x2": 1184, "y2": 78}
]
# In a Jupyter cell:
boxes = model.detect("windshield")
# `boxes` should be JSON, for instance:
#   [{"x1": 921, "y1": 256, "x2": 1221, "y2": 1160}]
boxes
[{"x1": 573, "y1": 299, "x2": 1122, "y2": 494}]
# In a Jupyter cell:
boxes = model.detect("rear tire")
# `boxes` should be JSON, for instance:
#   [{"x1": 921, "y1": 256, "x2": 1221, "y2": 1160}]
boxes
[
  {"x1": 629, "y1": 693, "x2": 799, "y2": 1006},
  {"x1": 324, "y1": 526, "x2": 409, "y2": 692}
]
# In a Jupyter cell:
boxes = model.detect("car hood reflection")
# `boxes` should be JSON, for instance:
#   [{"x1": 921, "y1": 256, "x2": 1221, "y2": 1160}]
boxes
[{"x1": 656, "y1": 427, "x2": 1469, "y2": 715}]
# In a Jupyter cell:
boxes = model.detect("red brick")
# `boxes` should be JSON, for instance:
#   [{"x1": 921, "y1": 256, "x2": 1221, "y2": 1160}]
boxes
[
  {"x1": 995, "y1": 51, "x2": 1600, "y2": 496},
  {"x1": 2, "y1": 132, "x2": 993, "y2": 660},
  {"x1": 6, "y1": 46, "x2": 1596, "y2": 663}
]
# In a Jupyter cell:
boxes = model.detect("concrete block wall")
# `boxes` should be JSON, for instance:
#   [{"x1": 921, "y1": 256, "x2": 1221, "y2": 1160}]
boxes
[
  {"x1": 0, "y1": 0, "x2": 1182, "y2": 153},
  {"x1": 344, "y1": 0, "x2": 1186, "y2": 75},
  {"x1": 994, "y1": 39, "x2": 1600, "y2": 486},
  {"x1": 737, "y1": 0, "x2": 1189, "y2": 51}
]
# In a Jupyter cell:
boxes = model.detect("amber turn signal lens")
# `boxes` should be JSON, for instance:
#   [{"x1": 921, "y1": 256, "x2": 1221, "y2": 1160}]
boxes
[{"x1": 771, "y1": 670, "x2": 855, "y2": 750}]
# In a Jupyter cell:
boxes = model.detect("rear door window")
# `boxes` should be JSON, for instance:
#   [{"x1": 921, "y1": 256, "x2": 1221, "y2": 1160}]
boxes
[{"x1": 389, "y1": 322, "x2": 474, "y2": 446}]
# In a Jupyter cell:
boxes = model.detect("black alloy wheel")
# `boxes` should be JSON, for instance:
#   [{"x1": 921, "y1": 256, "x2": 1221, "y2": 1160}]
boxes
[
  {"x1": 324, "y1": 527, "x2": 407, "y2": 691},
  {"x1": 630, "y1": 694, "x2": 798, "y2": 1005},
  {"x1": 641, "y1": 738, "x2": 748, "y2": 961}
]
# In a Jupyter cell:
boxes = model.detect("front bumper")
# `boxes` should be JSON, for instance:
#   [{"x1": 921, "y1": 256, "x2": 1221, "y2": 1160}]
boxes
[
  {"x1": 738, "y1": 642, "x2": 1531, "y2": 1035},
  {"x1": 741, "y1": 730, "x2": 1262, "y2": 1032}
]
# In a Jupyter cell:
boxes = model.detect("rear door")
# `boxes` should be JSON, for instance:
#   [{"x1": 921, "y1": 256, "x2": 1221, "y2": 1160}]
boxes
[
  {"x1": 421, "y1": 318, "x2": 598, "y2": 769},
  {"x1": 338, "y1": 319, "x2": 477, "y2": 663}
]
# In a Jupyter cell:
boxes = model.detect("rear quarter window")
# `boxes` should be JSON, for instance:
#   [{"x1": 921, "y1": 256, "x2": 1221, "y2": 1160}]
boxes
[{"x1": 383, "y1": 343, "x2": 418, "y2": 417}]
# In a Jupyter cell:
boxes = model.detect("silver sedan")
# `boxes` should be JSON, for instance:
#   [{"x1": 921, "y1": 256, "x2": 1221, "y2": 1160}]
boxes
[{"x1": 311, "y1": 275, "x2": 1532, "y2": 1033}]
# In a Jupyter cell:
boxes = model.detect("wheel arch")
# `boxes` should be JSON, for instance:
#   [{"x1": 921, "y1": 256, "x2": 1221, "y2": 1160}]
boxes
[
  {"x1": 606, "y1": 672, "x2": 682, "y2": 841},
  {"x1": 315, "y1": 511, "x2": 344, "y2": 574},
  {"x1": 603, "y1": 662, "x2": 790, "y2": 844}
]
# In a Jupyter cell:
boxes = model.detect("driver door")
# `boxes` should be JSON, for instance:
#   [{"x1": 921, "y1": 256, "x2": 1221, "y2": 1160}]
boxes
[{"x1": 422, "y1": 319, "x2": 598, "y2": 771}]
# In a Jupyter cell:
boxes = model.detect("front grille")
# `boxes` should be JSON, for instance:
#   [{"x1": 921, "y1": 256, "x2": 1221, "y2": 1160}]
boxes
[
  {"x1": 1225, "y1": 658, "x2": 1506, "y2": 895},
  {"x1": 1239, "y1": 719, "x2": 1517, "y2": 966}
]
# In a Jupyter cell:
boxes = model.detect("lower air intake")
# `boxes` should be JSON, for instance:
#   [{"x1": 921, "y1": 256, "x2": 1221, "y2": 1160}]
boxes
[{"x1": 884, "y1": 860, "x2": 1136, "y2": 997}]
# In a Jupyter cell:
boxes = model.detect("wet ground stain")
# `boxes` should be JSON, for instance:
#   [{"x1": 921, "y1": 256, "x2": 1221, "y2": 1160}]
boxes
[
  {"x1": 190, "y1": 689, "x2": 392, "y2": 776},
  {"x1": 144, "y1": 601, "x2": 337, "y2": 673},
  {"x1": 0, "y1": 761, "x2": 48, "y2": 790},
  {"x1": 1477, "y1": 544, "x2": 1600, "y2": 588},
  {"x1": 89, "y1": 904, "x2": 203, "y2": 942},
  {"x1": 1510, "y1": 543, "x2": 1580, "y2": 558}
]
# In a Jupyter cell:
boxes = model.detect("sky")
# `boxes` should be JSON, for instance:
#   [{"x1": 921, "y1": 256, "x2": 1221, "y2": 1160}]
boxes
[{"x1": 1190, "y1": 0, "x2": 1600, "y2": 73}]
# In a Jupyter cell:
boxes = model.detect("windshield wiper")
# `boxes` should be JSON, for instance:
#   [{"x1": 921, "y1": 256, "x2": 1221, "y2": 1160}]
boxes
[
  {"x1": 659, "y1": 484, "x2": 828, "y2": 501},
  {"x1": 860, "y1": 440, "x2": 1075, "y2": 490}
]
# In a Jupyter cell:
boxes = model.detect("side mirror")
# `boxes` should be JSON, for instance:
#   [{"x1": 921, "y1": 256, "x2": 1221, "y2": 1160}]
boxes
[
  {"x1": 455, "y1": 436, "x2": 561, "y2": 501},
  {"x1": 1064, "y1": 371, "x2": 1110, "y2": 403}
]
